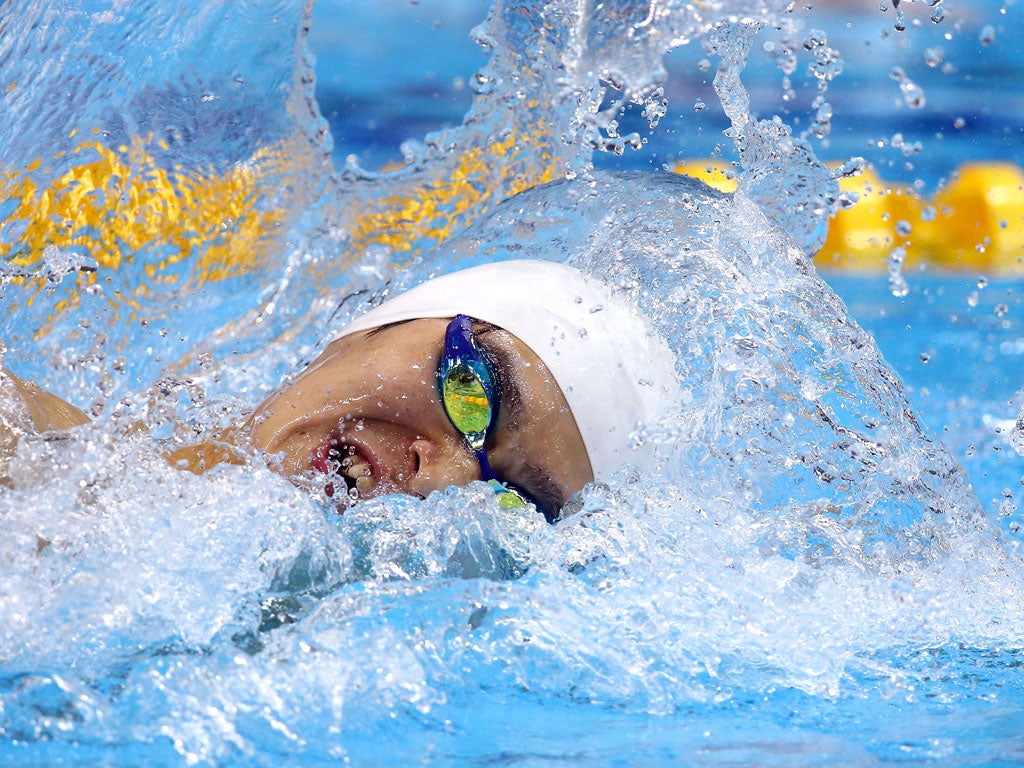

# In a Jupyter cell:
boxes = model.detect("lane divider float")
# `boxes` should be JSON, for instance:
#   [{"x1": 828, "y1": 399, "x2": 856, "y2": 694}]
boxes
[{"x1": 674, "y1": 159, "x2": 1024, "y2": 273}]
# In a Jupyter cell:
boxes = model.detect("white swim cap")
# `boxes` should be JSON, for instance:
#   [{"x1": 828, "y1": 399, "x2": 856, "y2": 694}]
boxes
[{"x1": 340, "y1": 260, "x2": 678, "y2": 479}]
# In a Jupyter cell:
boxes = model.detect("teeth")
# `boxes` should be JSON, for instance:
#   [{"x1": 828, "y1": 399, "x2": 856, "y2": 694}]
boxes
[
  {"x1": 332, "y1": 447, "x2": 375, "y2": 499},
  {"x1": 342, "y1": 459, "x2": 372, "y2": 480}
]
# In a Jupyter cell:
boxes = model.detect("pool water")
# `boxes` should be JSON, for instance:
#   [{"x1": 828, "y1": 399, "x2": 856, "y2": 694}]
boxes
[{"x1": 2, "y1": 1, "x2": 1024, "y2": 765}]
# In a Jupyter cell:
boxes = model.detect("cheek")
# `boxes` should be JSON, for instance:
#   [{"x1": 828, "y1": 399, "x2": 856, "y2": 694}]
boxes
[{"x1": 369, "y1": 369, "x2": 439, "y2": 417}]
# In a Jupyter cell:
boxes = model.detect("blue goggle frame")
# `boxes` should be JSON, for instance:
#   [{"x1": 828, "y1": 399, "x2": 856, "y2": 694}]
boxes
[{"x1": 436, "y1": 314, "x2": 528, "y2": 508}]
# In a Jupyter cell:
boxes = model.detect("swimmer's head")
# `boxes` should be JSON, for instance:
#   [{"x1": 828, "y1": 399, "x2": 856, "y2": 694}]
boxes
[{"x1": 250, "y1": 260, "x2": 677, "y2": 520}]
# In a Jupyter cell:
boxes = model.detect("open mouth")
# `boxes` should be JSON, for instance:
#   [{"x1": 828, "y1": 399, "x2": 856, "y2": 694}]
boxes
[{"x1": 311, "y1": 437, "x2": 376, "y2": 503}]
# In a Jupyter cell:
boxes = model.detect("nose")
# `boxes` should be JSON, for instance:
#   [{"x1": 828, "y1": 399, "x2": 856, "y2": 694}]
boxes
[{"x1": 406, "y1": 436, "x2": 480, "y2": 498}]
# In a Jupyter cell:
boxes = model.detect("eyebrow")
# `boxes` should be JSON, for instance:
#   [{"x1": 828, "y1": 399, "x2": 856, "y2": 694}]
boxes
[{"x1": 474, "y1": 323, "x2": 565, "y2": 519}]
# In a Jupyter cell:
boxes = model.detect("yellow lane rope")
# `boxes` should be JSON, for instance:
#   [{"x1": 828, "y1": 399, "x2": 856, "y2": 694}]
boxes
[
  {"x1": 346, "y1": 125, "x2": 557, "y2": 255},
  {"x1": 2, "y1": 142, "x2": 1021, "y2": 328},
  {"x1": 1, "y1": 131, "x2": 288, "y2": 320}
]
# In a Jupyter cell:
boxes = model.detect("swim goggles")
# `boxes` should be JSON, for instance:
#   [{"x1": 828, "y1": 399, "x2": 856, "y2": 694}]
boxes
[{"x1": 436, "y1": 314, "x2": 529, "y2": 508}]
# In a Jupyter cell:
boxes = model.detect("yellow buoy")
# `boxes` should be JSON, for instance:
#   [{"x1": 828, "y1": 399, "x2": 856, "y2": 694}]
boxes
[
  {"x1": 671, "y1": 159, "x2": 738, "y2": 194},
  {"x1": 923, "y1": 162, "x2": 1024, "y2": 272},
  {"x1": 815, "y1": 163, "x2": 931, "y2": 272}
]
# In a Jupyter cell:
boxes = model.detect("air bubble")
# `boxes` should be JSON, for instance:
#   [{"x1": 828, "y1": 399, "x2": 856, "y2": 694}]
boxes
[{"x1": 979, "y1": 25, "x2": 996, "y2": 46}]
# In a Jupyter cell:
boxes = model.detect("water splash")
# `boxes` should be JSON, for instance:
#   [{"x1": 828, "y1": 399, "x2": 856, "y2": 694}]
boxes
[{"x1": 1, "y1": 0, "x2": 1022, "y2": 764}]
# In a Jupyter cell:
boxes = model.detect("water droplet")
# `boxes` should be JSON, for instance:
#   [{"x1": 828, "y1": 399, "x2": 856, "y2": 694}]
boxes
[
  {"x1": 891, "y1": 0, "x2": 907, "y2": 31},
  {"x1": 977, "y1": 276, "x2": 988, "y2": 289},
  {"x1": 979, "y1": 24, "x2": 996, "y2": 46},
  {"x1": 473, "y1": 72, "x2": 494, "y2": 94},
  {"x1": 995, "y1": 304, "x2": 1009, "y2": 317},
  {"x1": 1011, "y1": 409, "x2": 1024, "y2": 458},
  {"x1": 920, "y1": 205, "x2": 937, "y2": 222},
  {"x1": 919, "y1": 352, "x2": 931, "y2": 363},
  {"x1": 890, "y1": 279, "x2": 910, "y2": 297},
  {"x1": 693, "y1": 98, "x2": 706, "y2": 113},
  {"x1": 902, "y1": 83, "x2": 926, "y2": 109},
  {"x1": 888, "y1": 247, "x2": 909, "y2": 296},
  {"x1": 967, "y1": 291, "x2": 979, "y2": 307},
  {"x1": 642, "y1": 87, "x2": 668, "y2": 128},
  {"x1": 896, "y1": 220, "x2": 912, "y2": 237},
  {"x1": 953, "y1": 117, "x2": 966, "y2": 129},
  {"x1": 923, "y1": 47, "x2": 945, "y2": 67}
]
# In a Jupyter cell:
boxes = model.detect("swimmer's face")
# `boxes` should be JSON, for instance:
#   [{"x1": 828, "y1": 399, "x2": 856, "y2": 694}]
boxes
[{"x1": 248, "y1": 318, "x2": 593, "y2": 520}]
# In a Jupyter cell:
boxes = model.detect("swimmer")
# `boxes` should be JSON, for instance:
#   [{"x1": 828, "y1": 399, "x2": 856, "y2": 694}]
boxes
[{"x1": 2, "y1": 260, "x2": 676, "y2": 521}]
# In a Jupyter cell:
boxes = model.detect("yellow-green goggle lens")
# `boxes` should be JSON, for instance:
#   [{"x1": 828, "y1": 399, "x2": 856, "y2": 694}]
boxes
[
  {"x1": 442, "y1": 364, "x2": 492, "y2": 435},
  {"x1": 488, "y1": 479, "x2": 528, "y2": 508}
]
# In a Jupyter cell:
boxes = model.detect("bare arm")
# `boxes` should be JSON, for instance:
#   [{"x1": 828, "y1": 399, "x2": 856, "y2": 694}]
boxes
[
  {"x1": 0, "y1": 366, "x2": 248, "y2": 486},
  {"x1": 0, "y1": 367, "x2": 89, "y2": 487},
  {"x1": 3, "y1": 367, "x2": 90, "y2": 432}
]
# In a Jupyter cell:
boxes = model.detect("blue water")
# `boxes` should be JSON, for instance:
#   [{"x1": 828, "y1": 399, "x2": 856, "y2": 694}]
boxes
[
  {"x1": 2, "y1": 1, "x2": 1024, "y2": 766},
  {"x1": 311, "y1": 0, "x2": 1024, "y2": 191},
  {"x1": 836, "y1": 274, "x2": 1024, "y2": 531}
]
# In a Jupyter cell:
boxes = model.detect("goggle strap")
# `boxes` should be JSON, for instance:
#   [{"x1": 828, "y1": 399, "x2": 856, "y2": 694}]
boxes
[{"x1": 474, "y1": 447, "x2": 499, "y2": 482}]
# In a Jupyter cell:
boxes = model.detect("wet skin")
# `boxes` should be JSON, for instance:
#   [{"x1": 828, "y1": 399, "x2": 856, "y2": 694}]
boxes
[{"x1": 245, "y1": 318, "x2": 593, "y2": 518}]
